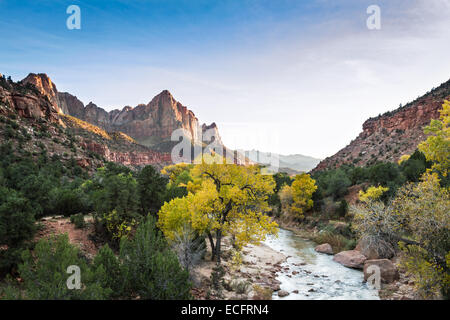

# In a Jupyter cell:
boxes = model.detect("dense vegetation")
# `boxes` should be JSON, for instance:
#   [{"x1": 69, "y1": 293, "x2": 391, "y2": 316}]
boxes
[{"x1": 0, "y1": 112, "x2": 194, "y2": 299}]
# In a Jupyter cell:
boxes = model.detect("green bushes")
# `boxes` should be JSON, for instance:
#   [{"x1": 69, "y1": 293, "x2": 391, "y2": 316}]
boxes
[
  {"x1": 119, "y1": 216, "x2": 192, "y2": 299},
  {"x1": 70, "y1": 213, "x2": 86, "y2": 229},
  {"x1": 0, "y1": 187, "x2": 36, "y2": 275},
  {"x1": 311, "y1": 151, "x2": 432, "y2": 210},
  {"x1": 3, "y1": 217, "x2": 191, "y2": 300},
  {"x1": 92, "y1": 245, "x2": 124, "y2": 298},
  {"x1": 92, "y1": 216, "x2": 192, "y2": 300},
  {"x1": 17, "y1": 234, "x2": 111, "y2": 300}
]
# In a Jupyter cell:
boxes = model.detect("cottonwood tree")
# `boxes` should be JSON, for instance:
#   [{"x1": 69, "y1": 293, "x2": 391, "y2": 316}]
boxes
[
  {"x1": 418, "y1": 100, "x2": 449, "y2": 177},
  {"x1": 158, "y1": 156, "x2": 278, "y2": 264},
  {"x1": 290, "y1": 173, "x2": 317, "y2": 218}
]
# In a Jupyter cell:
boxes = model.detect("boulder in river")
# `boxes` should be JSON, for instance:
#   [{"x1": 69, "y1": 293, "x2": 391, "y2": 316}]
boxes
[
  {"x1": 333, "y1": 250, "x2": 367, "y2": 269},
  {"x1": 278, "y1": 290, "x2": 289, "y2": 297},
  {"x1": 363, "y1": 259, "x2": 399, "y2": 284},
  {"x1": 315, "y1": 243, "x2": 333, "y2": 255}
]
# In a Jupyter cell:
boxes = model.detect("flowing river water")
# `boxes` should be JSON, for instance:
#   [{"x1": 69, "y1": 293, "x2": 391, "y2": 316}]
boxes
[{"x1": 264, "y1": 228, "x2": 379, "y2": 300}]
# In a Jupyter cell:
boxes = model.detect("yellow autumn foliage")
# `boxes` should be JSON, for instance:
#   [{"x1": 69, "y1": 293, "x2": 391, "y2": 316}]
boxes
[{"x1": 358, "y1": 185, "x2": 389, "y2": 203}]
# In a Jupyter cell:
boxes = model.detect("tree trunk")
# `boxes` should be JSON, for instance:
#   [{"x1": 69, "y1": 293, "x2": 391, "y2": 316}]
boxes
[
  {"x1": 215, "y1": 229, "x2": 222, "y2": 264},
  {"x1": 207, "y1": 232, "x2": 215, "y2": 261}
]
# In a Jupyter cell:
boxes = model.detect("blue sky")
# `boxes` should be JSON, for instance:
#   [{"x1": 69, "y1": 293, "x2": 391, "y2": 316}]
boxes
[{"x1": 1, "y1": 0, "x2": 450, "y2": 158}]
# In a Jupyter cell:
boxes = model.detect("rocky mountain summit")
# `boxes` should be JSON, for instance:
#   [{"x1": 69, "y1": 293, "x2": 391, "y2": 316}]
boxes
[
  {"x1": 21, "y1": 73, "x2": 226, "y2": 154},
  {"x1": 1, "y1": 72, "x2": 244, "y2": 169},
  {"x1": 0, "y1": 74, "x2": 172, "y2": 169},
  {"x1": 313, "y1": 79, "x2": 450, "y2": 172},
  {"x1": 57, "y1": 86, "x2": 219, "y2": 150}
]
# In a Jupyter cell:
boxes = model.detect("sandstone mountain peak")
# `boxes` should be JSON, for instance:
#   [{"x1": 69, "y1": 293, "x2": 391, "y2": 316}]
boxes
[
  {"x1": 8, "y1": 72, "x2": 227, "y2": 157},
  {"x1": 21, "y1": 73, "x2": 62, "y2": 114},
  {"x1": 55, "y1": 81, "x2": 222, "y2": 151}
]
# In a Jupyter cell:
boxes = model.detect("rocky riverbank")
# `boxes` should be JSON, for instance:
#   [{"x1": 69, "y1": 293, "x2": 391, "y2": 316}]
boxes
[
  {"x1": 274, "y1": 218, "x2": 421, "y2": 300},
  {"x1": 191, "y1": 237, "x2": 286, "y2": 300}
]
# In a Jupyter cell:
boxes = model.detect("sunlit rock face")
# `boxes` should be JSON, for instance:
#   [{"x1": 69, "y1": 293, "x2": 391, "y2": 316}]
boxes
[
  {"x1": 313, "y1": 78, "x2": 450, "y2": 172},
  {"x1": 57, "y1": 88, "x2": 222, "y2": 149},
  {"x1": 79, "y1": 140, "x2": 172, "y2": 167},
  {"x1": 0, "y1": 74, "x2": 60, "y2": 123},
  {"x1": 21, "y1": 73, "x2": 63, "y2": 115},
  {"x1": 12, "y1": 73, "x2": 244, "y2": 167}
]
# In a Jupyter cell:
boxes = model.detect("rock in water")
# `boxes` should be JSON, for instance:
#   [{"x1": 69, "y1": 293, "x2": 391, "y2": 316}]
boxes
[
  {"x1": 315, "y1": 243, "x2": 333, "y2": 255},
  {"x1": 278, "y1": 290, "x2": 289, "y2": 297},
  {"x1": 333, "y1": 250, "x2": 367, "y2": 269}
]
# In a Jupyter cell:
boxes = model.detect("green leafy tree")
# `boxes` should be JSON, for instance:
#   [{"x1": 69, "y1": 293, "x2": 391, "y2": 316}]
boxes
[
  {"x1": 290, "y1": 173, "x2": 317, "y2": 218},
  {"x1": 158, "y1": 158, "x2": 278, "y2": 263},
  {"x1": 137, "y1": 165, "x2": 167, "y2": 216},
  {"x1": 418, "y1": 100, "x2": 450, "y2": 177}
]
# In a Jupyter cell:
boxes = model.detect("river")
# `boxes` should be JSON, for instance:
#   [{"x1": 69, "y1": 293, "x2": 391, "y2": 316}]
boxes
[{"x1": 264, "y1": 228, "x2": 379, "y2": 300}]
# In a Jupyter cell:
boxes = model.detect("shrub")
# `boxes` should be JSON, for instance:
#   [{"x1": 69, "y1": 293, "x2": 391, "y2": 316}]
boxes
[
  {"x1": 0, "y1": 187, "x2": 36, "y2": 275},
  {"x1": 252, "y1": 285, "x2": 273, "y2": 300},
  {"x1": 102, "y1": 209, "x2": 137, "y2": 241},
  {"x1": 18, "y1": 234, "x2": 111, "y2": 299},
  {"x1": 230, "y1": 279, "x2": 251, "y2": 294},
  {"x1": 171, "y1": 225, "x2": 206, "y2": 277},
  {"x1": 50, "y1": 187, "x2": 90, "y2": 217},
  {"x1": 119, "y1": 215, "x2": 191, "y2": 299},
  {"x1": 70, "y1": 213, "x2": 86, "y2": 229},
  {"x1": 92, "y1": 244, "x2": 124, "y2": 298}
]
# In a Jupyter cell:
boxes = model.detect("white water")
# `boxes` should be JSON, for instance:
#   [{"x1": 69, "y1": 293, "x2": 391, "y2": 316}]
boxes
[{"x1": 264, "y1": 228, "x2": 379, "y2": 300}]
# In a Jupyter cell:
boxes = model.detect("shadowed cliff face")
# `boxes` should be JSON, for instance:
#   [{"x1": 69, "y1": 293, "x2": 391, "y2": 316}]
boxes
[{"x1": 313, "y1": 79, "x2": 450, "y2": 172}]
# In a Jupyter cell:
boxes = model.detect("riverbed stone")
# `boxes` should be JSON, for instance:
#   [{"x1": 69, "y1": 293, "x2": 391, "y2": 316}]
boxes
[
  {"x1": 333, "y1": 250, "x2": 367, "y2": 269},
  {"x1": 315, "y1": 243, "x2": 333, "y2": 255},
  {"x1": 363, "y1": 259, "x2": 399, "y2": 284},
  {"x1": 271, "y1": 283, "x2": 281, "y2": 291},
  {"x1": 355, "y1": 237, "x2": 395, "y2": 260},
  {"x1": 278, "y1": 290, "x2": 289, "y2": 297}
]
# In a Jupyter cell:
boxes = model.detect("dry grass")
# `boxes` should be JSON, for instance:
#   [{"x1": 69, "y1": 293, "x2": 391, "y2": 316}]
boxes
[
  {"x1": 313, "y1": 231, "x2": 356, "y2": 253},
  {"x1": 62, "y1": 114, "x2": 111, "y2": 140},
  {"x1": 252, "y1": 285, "x2": 273, "y2": 300}
]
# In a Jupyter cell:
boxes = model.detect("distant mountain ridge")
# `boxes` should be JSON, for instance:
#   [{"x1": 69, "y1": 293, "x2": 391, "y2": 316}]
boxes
[
  {"x1": 246, "y1": 150, "x2": 321, "y2": 174},
  {"x1": 313, "y1": 78, "x2": 450, "y2": 172},
  {"x1": 22, "y1": 73, "x2": 223, "y2": 152},
  {"x1": 2, "y1": 72, "x2": 250, "y2": 168}
]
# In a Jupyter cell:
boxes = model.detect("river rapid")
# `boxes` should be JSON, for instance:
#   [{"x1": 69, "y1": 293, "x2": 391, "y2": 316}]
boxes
[{"x1": 264, "y1": 228, "x2": 379, "y2": 300}]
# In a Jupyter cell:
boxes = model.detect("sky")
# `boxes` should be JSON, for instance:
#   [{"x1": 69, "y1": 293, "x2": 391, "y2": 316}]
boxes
[{"x1": 1, "y1": 0, "x2": 450, "y2": 159}]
